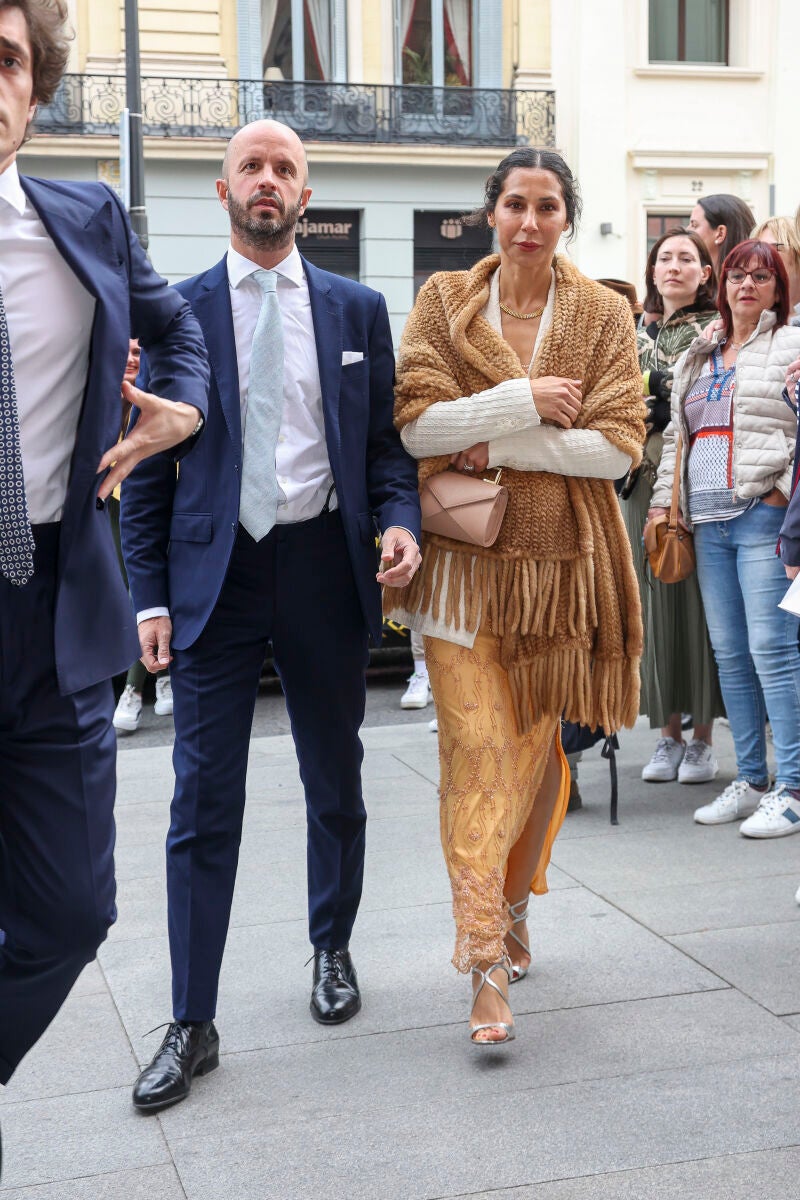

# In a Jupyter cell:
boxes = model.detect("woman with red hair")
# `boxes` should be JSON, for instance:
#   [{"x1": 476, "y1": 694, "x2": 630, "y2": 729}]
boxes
[{"x1": 647, "y1": 240, "x2": 800, "y2": 836}]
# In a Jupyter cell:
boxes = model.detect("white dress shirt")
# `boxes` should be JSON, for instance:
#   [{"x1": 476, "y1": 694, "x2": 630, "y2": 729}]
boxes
[
  {"x1": 228, "y1": 243, "x2": 336, "y2": 523},
  {"x1": 0, "y1": 161, "x2": 96, "y2": 523}
]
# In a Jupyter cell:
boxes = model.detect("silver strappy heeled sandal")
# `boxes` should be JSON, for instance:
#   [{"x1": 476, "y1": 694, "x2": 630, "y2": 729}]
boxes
[
  {"x1": 469, "y1": 957, "x2": 515, "y2": 1046},
  {"x1": 506, "y1": 898, "x2": 531, "y2": 984}
]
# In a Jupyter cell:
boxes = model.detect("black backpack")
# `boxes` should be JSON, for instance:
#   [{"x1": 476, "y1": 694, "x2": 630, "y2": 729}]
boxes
[{"x1": 561, "y1": 721, "x2": 620, "y2": 824}]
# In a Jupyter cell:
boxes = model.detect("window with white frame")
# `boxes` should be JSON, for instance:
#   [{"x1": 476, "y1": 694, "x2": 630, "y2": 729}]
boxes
[
  {"x1": 262, "y1": 0, "x2": 345, "y2": 81},
  {"x1": 396, "y1": 0, "x2": 474, "y2": 87},
  {"x1": 649, "y1": 0, "x2": 729, "y2": 64}
]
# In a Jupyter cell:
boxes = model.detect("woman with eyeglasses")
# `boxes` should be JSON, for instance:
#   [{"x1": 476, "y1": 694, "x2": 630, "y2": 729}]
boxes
[
  {"x1": 751, "y1": 215, "x2": 800, "y2": 322},
  {"x1": 646, "y1": 240, "x2": 800, "y2": 836}
]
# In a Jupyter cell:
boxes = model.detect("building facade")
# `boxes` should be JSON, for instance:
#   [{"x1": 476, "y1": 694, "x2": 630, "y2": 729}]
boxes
[
  {"x1": 548, "y1": 0, "x2": 800, "y2": 281},
  {"x1": 20, "y1": 0, "x2": 800, "y2": 335}
]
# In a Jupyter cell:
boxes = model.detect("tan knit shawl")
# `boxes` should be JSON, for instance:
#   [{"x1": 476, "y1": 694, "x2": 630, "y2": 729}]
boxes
[{"x1": 392, "y1": 253, "x2": 646, "y2": 734}]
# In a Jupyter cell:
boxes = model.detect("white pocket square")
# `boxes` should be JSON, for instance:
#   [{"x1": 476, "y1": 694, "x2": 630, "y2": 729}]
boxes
[{"x1": 342, "y1": 351, "x2": 364, "y2": 365}]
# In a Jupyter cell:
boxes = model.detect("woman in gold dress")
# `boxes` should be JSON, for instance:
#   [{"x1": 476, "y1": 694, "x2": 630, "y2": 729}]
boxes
[{"x1": 387, "y1": 149, "x2": 645, "y2": 1045}]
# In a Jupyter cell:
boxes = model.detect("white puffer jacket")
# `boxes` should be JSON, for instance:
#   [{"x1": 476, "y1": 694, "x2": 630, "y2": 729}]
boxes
[{"x1": 651, "y1": 310, "x2": 800, "y2": 524}]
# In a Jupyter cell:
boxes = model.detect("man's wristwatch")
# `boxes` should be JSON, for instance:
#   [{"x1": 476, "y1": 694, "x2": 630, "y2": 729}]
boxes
[{"x1": 191, "y1": 414, "x2": 204, "y2": 437}]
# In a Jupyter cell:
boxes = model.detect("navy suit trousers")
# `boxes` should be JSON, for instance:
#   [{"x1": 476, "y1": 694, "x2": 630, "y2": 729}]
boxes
[
  {"x1": 167, "y1": 510, "x2": 370, "y2": 1020},
  {"x1": 0, "y1": 526, "x2": 117, "y2": 1084}
]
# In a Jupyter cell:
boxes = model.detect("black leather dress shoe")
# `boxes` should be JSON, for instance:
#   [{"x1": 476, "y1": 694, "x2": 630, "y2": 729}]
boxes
[
  {"x1": 132, "y1": 1020, "x2": 219, "y2": 1112},
  {"x1": 310, "y1": 949, "x2": 361, "y2": 1025}
]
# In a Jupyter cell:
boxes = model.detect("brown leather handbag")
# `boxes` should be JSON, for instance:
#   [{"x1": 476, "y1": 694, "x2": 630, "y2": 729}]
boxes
[
  {"x1": 420, "y1": 468, "x2": 508, "y2": 548},
  {"x1": 643, "y1": 433, "x2": 695, "y2": 583}
]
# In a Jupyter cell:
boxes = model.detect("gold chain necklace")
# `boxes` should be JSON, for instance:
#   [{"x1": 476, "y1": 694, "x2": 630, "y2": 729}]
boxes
[
  {"x1": 499, "y1": 300, "x2": 545, "y2": 321},
  {"x1": 727, "y1": 328, "x2": 756, "y2": 351}
]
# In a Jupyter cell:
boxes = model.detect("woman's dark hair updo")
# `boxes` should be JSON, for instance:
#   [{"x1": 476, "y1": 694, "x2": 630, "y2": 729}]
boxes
[
  {"x1": 464, "y1": 148, "x2": 582, "y2": 242},
  {"x1": 697, "y1": 194, "x2": 755, "y2": 264}
]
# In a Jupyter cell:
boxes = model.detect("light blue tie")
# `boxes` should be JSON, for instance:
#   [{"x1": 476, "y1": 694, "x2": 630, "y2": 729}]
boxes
[
  {"x1": 239, "y1": 268, "x2": 285, "y2": 541},
  {"x1": 0, "y1": 280, "x2": 35, "y2": 585}
]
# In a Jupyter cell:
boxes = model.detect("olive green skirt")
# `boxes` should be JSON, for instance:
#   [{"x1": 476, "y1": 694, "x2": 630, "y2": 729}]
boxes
[{"x1": 621, "y1": 471, "x2": 725, "y2": 729}]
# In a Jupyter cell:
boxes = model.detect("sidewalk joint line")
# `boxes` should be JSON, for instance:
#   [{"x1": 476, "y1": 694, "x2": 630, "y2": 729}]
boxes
[
  {"x1": 92, "y1": 956, "x2": 187, "y2": 1191},
  {"x1": 432, "y1": 1140, "x2": 800, "y2": 1198}
]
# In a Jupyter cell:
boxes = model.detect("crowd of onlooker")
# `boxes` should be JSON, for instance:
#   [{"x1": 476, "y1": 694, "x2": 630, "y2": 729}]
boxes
[{"x1": 631, "y1": 197, "x2": 800, "y2": 854}]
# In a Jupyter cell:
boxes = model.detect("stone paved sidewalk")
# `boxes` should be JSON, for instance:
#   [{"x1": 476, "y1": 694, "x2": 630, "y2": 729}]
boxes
[{"x1": 2, "y1": 716, "x2": 800, "y2": 1198}]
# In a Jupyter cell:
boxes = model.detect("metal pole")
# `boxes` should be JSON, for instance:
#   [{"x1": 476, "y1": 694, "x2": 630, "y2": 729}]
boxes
[{"x1": 123, "y1": 0, "x2": 148, "y2": 249}]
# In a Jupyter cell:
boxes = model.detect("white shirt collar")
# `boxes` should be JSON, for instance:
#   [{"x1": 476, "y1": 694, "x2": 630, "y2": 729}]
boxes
[
  {"x1": 0, "y1": 160, "x2": 27, "y2": 216},
  {"x1": 226, "y1": 242, "x2": 305, "y2": 289}
]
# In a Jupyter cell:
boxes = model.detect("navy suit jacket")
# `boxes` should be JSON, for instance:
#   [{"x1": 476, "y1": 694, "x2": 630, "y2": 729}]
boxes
[
  {"x1": 121, "y1": 255, "x2": 420, "y2": 647},
  {"x1": 18, "y1": 176, "x2": 209, "y2": 695}
]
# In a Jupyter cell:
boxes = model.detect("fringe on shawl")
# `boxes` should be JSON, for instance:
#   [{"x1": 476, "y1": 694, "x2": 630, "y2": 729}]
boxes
[
  {"x1": 394, "y1": 543, "x2": 598, "y2": 641},
  {"x1": 387, "y1": 536, "x2": 642, "y2": 736},
  {"x1": 507, "y1": 651, "x2": 642, "y2": 737}
]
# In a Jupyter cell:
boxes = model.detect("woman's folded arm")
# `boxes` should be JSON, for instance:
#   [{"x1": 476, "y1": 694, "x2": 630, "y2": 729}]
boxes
[
  {"x1": 399, "y1": 378, "x2": 539, "y2": 458},
  {"x1": 488, "y1": 426, "x2": 632, "y2": 478}
]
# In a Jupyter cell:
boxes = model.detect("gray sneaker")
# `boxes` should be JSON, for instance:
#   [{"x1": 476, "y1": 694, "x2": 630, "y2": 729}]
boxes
[
  {"x1": 694, "y1": 779, "x2": 763, "y2": 825},
  {"x1": 154, "y1": 675, "x2": 173, "y2": 717},
  {"x1": 113, "y1": 684, "x2": 142, "y2": 734},
  {"x1": 401, "y1": 672, "x2": 432, "y2": 709},
  {"x1": 678, "y1": 739, "x2": 719, "y2": 784},
  {"x1": 642, "y1": 737, "x2": 685, "y2": 782}
]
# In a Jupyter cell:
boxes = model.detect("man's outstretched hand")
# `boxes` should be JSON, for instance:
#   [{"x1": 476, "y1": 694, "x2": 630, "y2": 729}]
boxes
[{"x1": 96, "y1": 381, "x2": 201, "y2": 500}]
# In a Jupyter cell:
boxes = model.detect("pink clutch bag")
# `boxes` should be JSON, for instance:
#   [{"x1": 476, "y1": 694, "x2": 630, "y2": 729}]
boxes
[{"x1": 420, "y1": 469, "x2": 508, "y2": 548}]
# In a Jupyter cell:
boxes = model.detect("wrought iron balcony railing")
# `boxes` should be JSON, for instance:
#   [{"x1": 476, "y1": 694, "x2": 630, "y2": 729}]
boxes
[{"x1": 34, "y1": 75, "x2": 555, "y2": 148}]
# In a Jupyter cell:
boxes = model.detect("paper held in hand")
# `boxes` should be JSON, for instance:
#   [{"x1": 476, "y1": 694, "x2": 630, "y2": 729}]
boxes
[{"x1": 779, "y1": 574, "x2": 800, "y2": 617}]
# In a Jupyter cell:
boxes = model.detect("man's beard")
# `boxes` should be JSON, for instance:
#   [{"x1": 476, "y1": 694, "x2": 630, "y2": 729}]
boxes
[{"x1": 228, "y1": 189, "x2": 304, "y2": 250}]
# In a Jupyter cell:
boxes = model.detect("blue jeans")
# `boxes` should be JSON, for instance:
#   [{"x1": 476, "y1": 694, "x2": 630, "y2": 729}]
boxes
[{"x1": 693, "y1": 502, "x2": 800, "y2": 788}]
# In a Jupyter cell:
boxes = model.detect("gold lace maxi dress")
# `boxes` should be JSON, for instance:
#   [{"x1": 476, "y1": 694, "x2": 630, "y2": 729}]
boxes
[
  {"x1": 388, "y1": 258, "x2": 644, "y2": 976},
  {"x1": 425, "y1": 629, "x2": 569, "y2": 973},
  {"x1": 419, "y1": 264, "x2": 569, "y2": 973}
]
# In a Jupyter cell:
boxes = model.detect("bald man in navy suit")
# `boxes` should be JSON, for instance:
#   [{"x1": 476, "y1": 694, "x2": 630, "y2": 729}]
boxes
[{"x1": 123, "y1": 119, "x2": 421, "y2": 1112}]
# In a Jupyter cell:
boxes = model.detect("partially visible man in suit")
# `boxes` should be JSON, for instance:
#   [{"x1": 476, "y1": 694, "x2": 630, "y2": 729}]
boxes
[
  {"x1": 0, "y1": 0, "x2": 209, "y2": 1096},
  {"x1": 122, "y1": 119, "x2": 421, "y2": 1112}
]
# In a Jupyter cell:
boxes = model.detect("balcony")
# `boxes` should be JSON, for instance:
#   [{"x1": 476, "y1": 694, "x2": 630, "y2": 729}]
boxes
[{"x1": 34, "y1": 75, "x2": 555, "y2": 148}]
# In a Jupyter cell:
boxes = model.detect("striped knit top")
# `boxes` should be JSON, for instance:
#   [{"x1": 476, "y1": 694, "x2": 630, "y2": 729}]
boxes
[{"x1": 685, "y1": 346, "x2": 757, "y2": 524}]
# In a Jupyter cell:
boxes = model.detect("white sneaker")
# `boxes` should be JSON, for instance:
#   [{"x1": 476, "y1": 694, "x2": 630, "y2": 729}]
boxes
[
  {"x1": 641, "y1": 737, "x2": 685, "y2": 782},
  {"x1": 795, "y1": 882, "x2": 800, "y2": 906},
  {"x1": 154, "y1": 675, "x2": 173, "y2": 716},
  {"x1": 428, "y1": 716, "x2": 438, "y2": 733},
  {"x1": 678, "y1": 740, "x2": 719, "y2": 784},
  {"x1": 401, "y1": 672, "x2": 432, "y2": 709},
  {"x1": 693, "y1": 779, "x2": 764, "y2": 825},
  {"x1": 740, "y1": 784, "x2": 800, "y2": 839},
  {"x1": 113, "y1": 684, "x2": 142, "y2": 733}
]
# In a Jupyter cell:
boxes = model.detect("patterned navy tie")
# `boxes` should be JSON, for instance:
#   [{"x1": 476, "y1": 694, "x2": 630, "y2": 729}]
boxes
[{"x1": 0, "y1": 281, "x2": 35, "y2": 585}]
